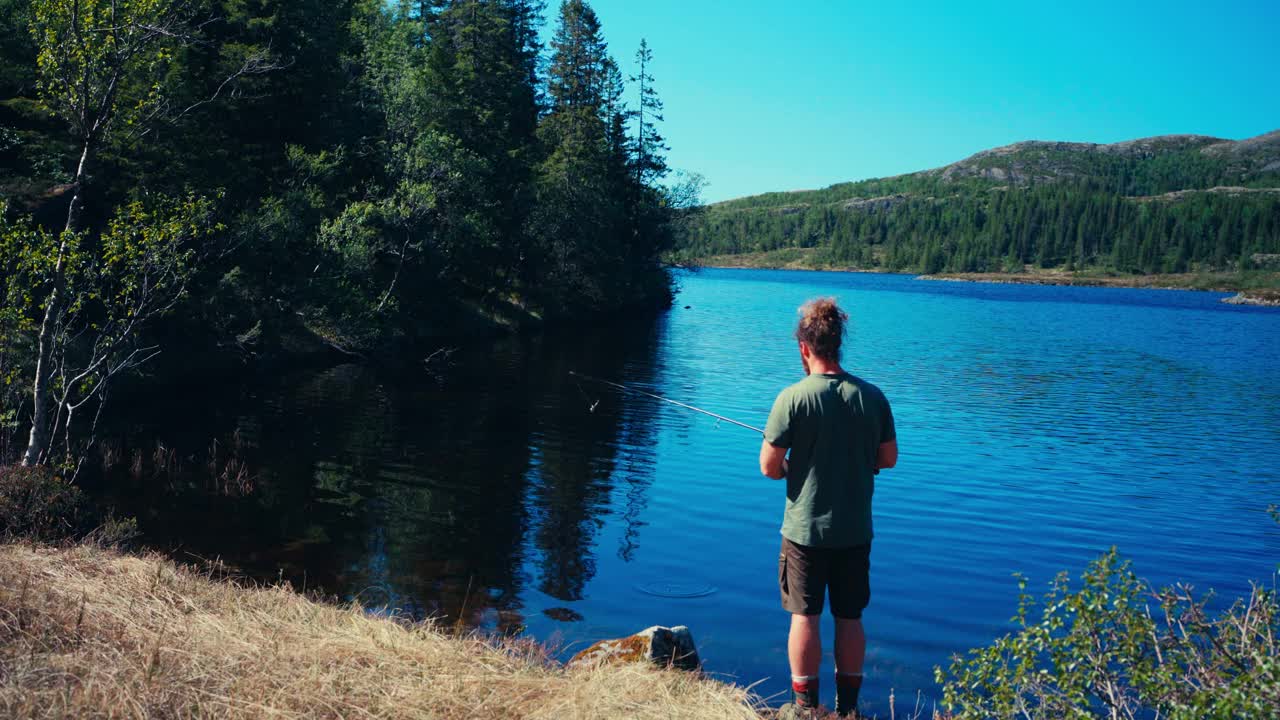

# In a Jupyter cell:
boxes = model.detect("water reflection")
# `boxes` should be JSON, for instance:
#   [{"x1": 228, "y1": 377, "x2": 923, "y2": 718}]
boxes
[
  {"x1": 98, "y1": 319, "x2": 668, "y2": 633},
  {"x1": 90, "y1": 269, "x2": 1280, "y2": 714},
  {"x1": 527, "y1": 331, "x2": 664, "y2": 601}
]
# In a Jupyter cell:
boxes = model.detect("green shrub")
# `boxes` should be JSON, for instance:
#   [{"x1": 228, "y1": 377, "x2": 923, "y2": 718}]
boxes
[
  {"x1": 0, "y1": 464, "x2": 139, "y2": 547},
  {"x1": 936, "y1": 548, "x2": 1280, "y2": 719},
  {"x1": 84, "y1": 511, "x2": 141, "y2": 549},
  {"x1": 0, "y1": 464, "x2": 88, "y2": 541}
]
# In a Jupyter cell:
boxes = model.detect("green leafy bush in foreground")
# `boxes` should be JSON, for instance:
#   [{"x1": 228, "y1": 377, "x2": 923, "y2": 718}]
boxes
[{"x1": 936, "y1": 549, "x2": 1280, "y2": 719}]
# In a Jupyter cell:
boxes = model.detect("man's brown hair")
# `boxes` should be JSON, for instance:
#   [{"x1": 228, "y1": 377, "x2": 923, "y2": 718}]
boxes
[{"x1": 795, "y1": 297, "x2": 848, "y2": 362}]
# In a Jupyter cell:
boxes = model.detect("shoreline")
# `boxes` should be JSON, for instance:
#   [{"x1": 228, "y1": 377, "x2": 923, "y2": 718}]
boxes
[
  {"x1": 920, "y1": 273, "x2": 1280, "y2": 306},
  {"x1": 917, "y1": 271, "x2": 1231, "y2": 291},
  {"x1": 685, "y1": 256, "x2": 1280, "y2": 305}
]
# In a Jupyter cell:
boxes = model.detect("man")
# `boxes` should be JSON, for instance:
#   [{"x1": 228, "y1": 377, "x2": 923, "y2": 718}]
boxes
[{"x1": 759, "y1": 297, "x2": 898, "y2": 718}]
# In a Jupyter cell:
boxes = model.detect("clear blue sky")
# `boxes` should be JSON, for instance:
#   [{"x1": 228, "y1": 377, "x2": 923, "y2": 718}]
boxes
[{"x1": 548, "y1": 0, "x2": 1280, "y2": 203}]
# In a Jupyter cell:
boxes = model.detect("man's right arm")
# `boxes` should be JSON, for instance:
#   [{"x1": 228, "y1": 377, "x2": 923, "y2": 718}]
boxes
[
  {"x1": 876, "y1": 389, "x2": 897, "y2": 470},
  {"x1": 876, "y1": 439, "x2": 898, "y2": 470}
]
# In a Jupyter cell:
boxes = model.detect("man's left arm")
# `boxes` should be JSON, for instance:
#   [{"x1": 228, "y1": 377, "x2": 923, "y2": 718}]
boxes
[
  {"x1": 760, "y1": 391, "x2": 793, "y2": 480},
  {"x1": 759, "y1": 441, "x2": 788, "y2": 479}
]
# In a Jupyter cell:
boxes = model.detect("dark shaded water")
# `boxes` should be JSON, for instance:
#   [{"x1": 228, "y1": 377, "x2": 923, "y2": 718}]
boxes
[{"x1": 102, "y1": 269, "x2": 1280, "y2": 712}]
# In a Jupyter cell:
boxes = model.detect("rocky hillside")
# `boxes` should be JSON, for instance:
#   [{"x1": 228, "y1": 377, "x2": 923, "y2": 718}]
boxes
[
  {"x1": 930, "y1": 131, "x2": 1280, "y2": 189},
  {"x1": 675, "y1": 129, "x2": 1280, "y2": 275},
  {"x1": 707, "y1": 130, "x2": 1280, "y2": 211}
]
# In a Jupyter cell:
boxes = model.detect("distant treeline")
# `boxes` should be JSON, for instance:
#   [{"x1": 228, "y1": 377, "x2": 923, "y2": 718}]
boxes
[
  {"x1": 1, "y1": 0, "x2": 687, "y2": 465},
  {"x1": 675, "y1": 138, "x2": 1280, "y2": 274}
]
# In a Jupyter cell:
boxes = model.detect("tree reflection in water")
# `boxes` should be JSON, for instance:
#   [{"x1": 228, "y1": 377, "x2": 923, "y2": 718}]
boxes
[{"x1": 93, "y1": 317, "x2": 672, "y2": 634}]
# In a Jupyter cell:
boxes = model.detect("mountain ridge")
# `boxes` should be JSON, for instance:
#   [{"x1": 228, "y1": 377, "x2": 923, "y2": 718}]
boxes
[
  {"x1": 675, "y1": 129, "x2": 1280, "y2": 275},
  {"x1": 710, "y1": 129, "x2": 1280, "y2": 209}
]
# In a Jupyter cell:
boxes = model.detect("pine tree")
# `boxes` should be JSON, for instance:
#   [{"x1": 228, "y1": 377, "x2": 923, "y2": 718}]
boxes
[
  {"x1": 530, "y1": 0, "x2": 626, "y2": 310},
  {"x1": 631, "y1": 38, "x2": 668, "y2": 185},
  {"x1": 602, "y1": 55, "x2": 630, "y2": 176},
  {"x1": 420, "y1": 0, "x2": 544, "y2": 280},
  {"x1": 546, "y1": 0, "x2": 609, "y2": 112}
]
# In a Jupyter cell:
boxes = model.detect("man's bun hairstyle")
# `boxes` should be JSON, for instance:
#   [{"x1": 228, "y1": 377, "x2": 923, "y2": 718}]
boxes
[{"x1": 795, "y1": 297, "x2": 848, "y2": 362}]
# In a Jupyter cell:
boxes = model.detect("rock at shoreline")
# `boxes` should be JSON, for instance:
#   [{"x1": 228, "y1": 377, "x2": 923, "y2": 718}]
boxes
[
  {"x1": 569, "y1": 625, "x2": 701, "y2": 672},
  {"x1": 1223, "y1": 290, "x2": 1280, "y2": 307}
]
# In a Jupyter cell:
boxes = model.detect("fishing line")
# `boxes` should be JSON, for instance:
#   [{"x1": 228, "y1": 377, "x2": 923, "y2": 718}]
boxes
[
  {"x1": 568, "y1": 370, "x2": 764, "y2": 435},
  {"x1": 572, "y1": 369, "x2": 749, "y2": 602},
  {"x1": 572, "y1": 374, "x2": 600, "y2": 413}
]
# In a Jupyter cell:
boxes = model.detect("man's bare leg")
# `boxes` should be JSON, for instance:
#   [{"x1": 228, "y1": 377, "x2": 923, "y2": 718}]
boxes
[
  {"x1": 788, "y1": 614, "x2": 822, "y2": 708},
  {"x1": 834, "y1": 617, "x2": 865, "y2": 673},
  {"x1": 789, "y1": 613, "x2": 823, "y2": 676},
  {"x1": 833, "y1": 617, "x2": 865, "y2": 716}
]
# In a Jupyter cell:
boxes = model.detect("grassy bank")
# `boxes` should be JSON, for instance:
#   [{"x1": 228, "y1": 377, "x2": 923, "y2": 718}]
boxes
[
  {"x1": 0, "y1": 542, "x2": 765, "y2": 719},
  {"x1": 686, "y1": 252, "x2": 1280, "y2": 297},
  {"x1": 917, "y1": 268, "x2": 1280, "y2": 293},
  {"x1": 691, "y1": 248, "x2": 839, "y2": 271},
  {"x1": 688, "y1": 248, "x2": 886, "y2": 273}
]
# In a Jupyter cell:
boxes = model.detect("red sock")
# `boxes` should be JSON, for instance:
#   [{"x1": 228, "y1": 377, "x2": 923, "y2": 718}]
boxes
[{"x1": 791, "y1": 675, "x2": 819, "y2": 707}]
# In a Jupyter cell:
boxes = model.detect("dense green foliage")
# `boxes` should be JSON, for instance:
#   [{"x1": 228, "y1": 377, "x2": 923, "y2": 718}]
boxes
[
  {"x1": 1, "y1": 0, "x2": 677, "y2": 334},
  {"x1": 937, "y1": 548, "x2": 1280, "y2": 719},
  {"x1": 0, "y1": 0, "x2": 682, "y2": 464},
  {"x1": 676, "y1": 136, "x2": 1280, "y2": 274}
]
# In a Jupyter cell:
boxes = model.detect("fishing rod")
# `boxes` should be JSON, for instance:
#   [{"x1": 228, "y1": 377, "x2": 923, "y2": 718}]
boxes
[{"x1": 569, "y1": 370, "x2": 764, "y2": 435}]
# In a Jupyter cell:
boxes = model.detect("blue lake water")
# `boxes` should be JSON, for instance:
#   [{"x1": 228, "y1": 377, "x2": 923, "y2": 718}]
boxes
[{"x1": 107, "y1": 268, "x2": 1280, "y2": 714}]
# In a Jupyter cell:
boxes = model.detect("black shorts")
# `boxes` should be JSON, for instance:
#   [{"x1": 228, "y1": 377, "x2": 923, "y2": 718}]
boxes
[{"x1": 778, "y1": 537, "x2": 871, "y2": 619}]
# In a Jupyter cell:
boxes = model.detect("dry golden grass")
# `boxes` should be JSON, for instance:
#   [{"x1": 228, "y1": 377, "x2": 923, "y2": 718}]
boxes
[{"x1": 0, "y1": 542, "x2": 767, "y2": 719}]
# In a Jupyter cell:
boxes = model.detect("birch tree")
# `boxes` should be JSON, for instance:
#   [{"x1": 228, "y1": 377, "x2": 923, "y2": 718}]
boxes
[
  {"x1": 19, "y1": 0, "x2": 269, "y2": 465},
  {"x1": 5, "y1": 195, "x2": 217, "y2": 470}
]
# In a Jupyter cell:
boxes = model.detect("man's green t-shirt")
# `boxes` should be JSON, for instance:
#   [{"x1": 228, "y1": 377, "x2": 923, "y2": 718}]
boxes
[{"x1": 764, "y1": 372, "x2": 895, "y2": 548}]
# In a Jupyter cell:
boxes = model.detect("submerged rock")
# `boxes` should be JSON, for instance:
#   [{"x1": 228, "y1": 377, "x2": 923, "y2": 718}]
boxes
[
  {"x1": 542, "y1": 607, "x2": 584, "y2": 622},
  {"x1": 569, "y1": 625, "x2": 701, "y2": 671}
]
